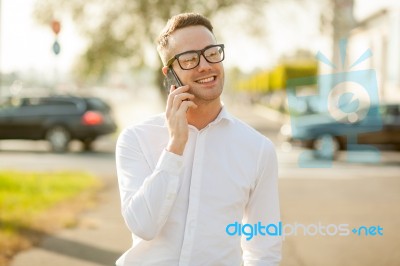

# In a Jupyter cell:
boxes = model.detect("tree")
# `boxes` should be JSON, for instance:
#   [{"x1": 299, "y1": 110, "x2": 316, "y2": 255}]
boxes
[{"x1": 33, "y1": 0, "x2": 267, "y2": 91}]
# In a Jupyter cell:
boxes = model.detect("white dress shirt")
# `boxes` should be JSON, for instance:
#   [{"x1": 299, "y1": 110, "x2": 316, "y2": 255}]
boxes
[{"x1": 115, "y1": 107, "x2": 281, "y2": 266}]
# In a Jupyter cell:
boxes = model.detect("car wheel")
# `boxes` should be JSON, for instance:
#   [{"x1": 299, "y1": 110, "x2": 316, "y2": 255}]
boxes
[
  {"x1": 313, "y1": 134, "x2": 340, "y2": 160},
  {"x1": 46, "y1": 126, "x2": 71, "y2": 153}
]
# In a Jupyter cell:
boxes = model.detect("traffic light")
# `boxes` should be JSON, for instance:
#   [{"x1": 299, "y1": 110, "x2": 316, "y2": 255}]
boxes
[{"x1": 51, "y1": 19, "x2": 61, "y2": 55}]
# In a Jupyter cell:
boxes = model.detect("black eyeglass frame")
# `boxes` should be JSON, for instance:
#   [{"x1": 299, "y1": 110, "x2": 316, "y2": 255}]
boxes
[{"x1": 166, "y1": 44, "x2": 225, "y2": 70}]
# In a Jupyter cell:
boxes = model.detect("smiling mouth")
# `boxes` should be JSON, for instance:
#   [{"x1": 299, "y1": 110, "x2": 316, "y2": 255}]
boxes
[{"x1": 196, "y1": 76, "x2": 216, "y2": 84}]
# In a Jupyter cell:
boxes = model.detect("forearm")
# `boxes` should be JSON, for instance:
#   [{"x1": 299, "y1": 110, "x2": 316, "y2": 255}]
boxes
[
  {"x1": 121, "y1": 154, "x2": 181, "y2": 240},
  {"x1": 116, "y1": 129, "x2": 183, "y2": 240}
]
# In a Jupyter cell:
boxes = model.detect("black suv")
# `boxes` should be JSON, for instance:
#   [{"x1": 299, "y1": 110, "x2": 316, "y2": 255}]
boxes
[{"x1": 0, "y1": 95, "x2": 117, "y2": 152}]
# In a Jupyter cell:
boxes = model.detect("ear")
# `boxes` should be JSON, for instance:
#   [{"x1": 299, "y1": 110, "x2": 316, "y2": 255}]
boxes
[{"x1": 162, "y1": 66, "x2": 169, "y2": 76}]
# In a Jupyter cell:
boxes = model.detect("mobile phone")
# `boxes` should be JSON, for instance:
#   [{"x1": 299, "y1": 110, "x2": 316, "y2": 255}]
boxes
[{"x1": 164, "y1": 67, "x2": 183, "y2": 91}]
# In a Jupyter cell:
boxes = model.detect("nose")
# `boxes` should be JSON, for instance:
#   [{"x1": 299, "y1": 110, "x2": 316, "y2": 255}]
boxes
[{"x1": 197, "y1": 54, "x2": 212, "y2": 72}]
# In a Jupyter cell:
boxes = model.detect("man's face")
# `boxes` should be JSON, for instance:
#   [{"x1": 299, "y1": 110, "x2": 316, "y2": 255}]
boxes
[{"x1": 166, "y1": 25, "x2": 224, "y2": 103}]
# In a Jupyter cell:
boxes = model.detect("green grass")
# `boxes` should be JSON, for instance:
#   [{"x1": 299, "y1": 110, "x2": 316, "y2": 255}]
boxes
[{"x1": 0, "y1": 170, "x2": 101, "y2": 265}]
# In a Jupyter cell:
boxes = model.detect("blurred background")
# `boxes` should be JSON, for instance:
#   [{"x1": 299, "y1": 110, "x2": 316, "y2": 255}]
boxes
[{"x1": 0, "y1": 0, "x2": 399, "y2": 266}]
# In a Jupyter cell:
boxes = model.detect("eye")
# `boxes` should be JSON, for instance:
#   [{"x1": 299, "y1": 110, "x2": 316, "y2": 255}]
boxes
[
  {"x1": 207, "y1": 51, "x2": 218, "y2": 57},
  {"x1": 205, "y1": 47, "x2": 222, "y2": 58},
  {"x1": 205, "y1": 49, "x2": 217, "y2": 56},
  {"x1": 183, "y1": 56, "x2": 197, "y2": 63},
  {"x1": 179, "y1": 53, "x2": 198, "y2": 65}
]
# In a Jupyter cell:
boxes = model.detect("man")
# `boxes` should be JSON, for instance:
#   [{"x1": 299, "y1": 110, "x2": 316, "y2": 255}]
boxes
[{"x1": 115, "y1": 12, "x2": 281, "y2": 266}]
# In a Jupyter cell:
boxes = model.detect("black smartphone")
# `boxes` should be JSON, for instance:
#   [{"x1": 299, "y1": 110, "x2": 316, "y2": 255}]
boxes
[{"x1": 164, "y1": 67, "x2": 183, "y2": 91}]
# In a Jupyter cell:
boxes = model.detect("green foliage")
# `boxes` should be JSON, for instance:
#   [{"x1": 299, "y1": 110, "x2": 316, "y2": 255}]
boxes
[
  {"x1": 0, "y1": 170, "x2": 100, "y2": 263},
  {"x1": 0, "y1": 170, "x2": 99, "y2": 223}
]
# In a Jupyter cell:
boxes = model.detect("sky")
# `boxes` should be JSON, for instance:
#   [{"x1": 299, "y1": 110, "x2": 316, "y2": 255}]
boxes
[
  {"x1": 217, "y1": 0, "x2": 324, "y2": 72},
  {"x1": 0, "y1": 0, "x2": 86, "y2": 75},
  {"x1": 0, "y1": 0, "x2": 397, "y2": 77},
  {"x1": 0, "y1": 0, "x2": 322, "y2": 75}
]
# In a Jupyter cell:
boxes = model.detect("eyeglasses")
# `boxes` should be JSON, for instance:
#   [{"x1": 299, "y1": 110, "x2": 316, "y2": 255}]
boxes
[{"x1": 166, "y1": 44, "x2": 225, "y2": 70}]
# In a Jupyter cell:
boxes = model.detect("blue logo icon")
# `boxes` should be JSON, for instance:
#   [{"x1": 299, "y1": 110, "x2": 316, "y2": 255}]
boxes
[{"x1": 286, "y1": 39, "x2": 382, "y2": 168}]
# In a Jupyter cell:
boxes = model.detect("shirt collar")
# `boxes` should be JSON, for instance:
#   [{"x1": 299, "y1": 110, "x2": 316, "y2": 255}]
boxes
[
  {"x1": 163, "y1": 104, "x2": 235, "y2": 127},
  {"x1": 210, "y1": 105, "x2": 234, "y2": 125}
]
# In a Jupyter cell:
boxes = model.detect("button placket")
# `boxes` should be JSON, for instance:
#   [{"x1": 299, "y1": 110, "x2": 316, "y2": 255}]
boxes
[{"x1": 179, "y1": 128, "x2": 206, "y2": 265}]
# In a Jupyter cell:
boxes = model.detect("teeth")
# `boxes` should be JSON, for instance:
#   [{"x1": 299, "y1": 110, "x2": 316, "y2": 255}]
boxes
[{"x1": 197, "y1": 76, "x2": 214, "y2": 83}]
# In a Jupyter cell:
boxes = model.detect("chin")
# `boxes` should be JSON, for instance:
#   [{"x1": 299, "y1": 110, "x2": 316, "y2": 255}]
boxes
[
  {"x1": 192, "y1": 81, "x2": 224, "y2": 101},
  {"x1": 194, "y1": 89, "x2": 223, "y2": 102}
]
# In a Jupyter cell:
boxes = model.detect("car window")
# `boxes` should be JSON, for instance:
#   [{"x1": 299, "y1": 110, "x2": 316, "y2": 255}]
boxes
[
  {"x1": 10, "y1": 98, "x2": 80, "y2": 115},
  {"x1": 40, "y1": 99, "x2": 73, "y2": 106},
  {"x1": 85, "y1": 98, "x2": 110, "y2": 112},
  {"x1": 385, "y1": 106, "x2": 399, "y2": 116},
  {"x1": 378, "y1": 105, "x2": 400, "y2": 125},
  {"x1": 39, "y1": 99, "x2": 80, "y2": 114}
]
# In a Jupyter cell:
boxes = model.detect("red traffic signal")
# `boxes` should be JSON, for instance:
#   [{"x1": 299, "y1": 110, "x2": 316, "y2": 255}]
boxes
[{"x1": 51, "y1": 20, "x2": 61, "y2": 34}]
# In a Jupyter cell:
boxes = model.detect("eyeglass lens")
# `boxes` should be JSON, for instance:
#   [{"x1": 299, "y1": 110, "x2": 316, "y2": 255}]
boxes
[{"x1": 178, "y1": 45, "x2": 224, "y2": 70}]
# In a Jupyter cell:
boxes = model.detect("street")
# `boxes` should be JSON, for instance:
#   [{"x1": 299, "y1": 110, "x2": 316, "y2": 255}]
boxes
[{"x1": 3, "y1": 95, "x2": 400, "y2": 266}]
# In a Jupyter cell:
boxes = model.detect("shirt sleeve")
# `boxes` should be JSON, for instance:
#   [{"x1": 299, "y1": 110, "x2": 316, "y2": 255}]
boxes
[
  {"x1": 115, "y1": 127, "x2": 183, "y2": 241},
  {"x1": 241, "y1": 139, "x2": 282, "y2": 265}
]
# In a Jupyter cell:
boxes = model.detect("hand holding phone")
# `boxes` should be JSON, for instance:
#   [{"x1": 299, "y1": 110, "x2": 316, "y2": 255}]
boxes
[{"x1": 164, "y1": 68, "x2": 197, "y2": 155}]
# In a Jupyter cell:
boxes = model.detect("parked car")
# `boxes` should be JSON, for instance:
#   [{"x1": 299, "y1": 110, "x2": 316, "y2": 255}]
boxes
[
  {"x1": 280, "y1": 103, "x2": 400, "y2": 158},
  {"x1": 0, "y1": 95, "x2": 117, "y2": 152}
]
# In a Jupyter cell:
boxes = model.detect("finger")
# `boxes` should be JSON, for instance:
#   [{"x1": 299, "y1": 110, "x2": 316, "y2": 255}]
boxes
[
  {"x1": 166, "y1": 85, "x2": 189, "y2": 115},
  {"x1": 177, "y1": 100, "x2": 198, "y2": 114},
  {"x1": 169, "y1": 84, "x2": 176, "y2": 94},
  {"x1": 167, "y1": 85, "x2": 185, "y2": 113},
  {"x1": 166, "y1": 85, "x2": 176, "y2": 113},
  {"x1": 167, "y1": 85, "x2": 189, "y2": 112},
  {"x1": 171, "y1": 93, "x2": 195, "y2": 111},
  {"x1": 169, "y1": 85, "x2": 190, "y2": 96}
]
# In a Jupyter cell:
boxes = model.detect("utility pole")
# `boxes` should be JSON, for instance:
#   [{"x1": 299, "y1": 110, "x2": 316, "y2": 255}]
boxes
[
  {"x1": 332, "y1": 0, "x2": 356, "y2": 68},
  {"x1": 51, "y1": 18, "x2": 61, "y2": 94},
  {"x1": 0, "y1": 0, "x2": 2, "y2": 99}
]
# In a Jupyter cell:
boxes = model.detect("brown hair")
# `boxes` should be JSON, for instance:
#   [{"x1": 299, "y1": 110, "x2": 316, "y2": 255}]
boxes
[{"x1": 156, "y1": 13, "x2": 214, "y2": 65}]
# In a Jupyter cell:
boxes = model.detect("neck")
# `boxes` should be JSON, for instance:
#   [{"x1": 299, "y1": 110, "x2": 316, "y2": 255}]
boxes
[{"x1": 186, "y1": 98, "x2": 222, "y2": 130}]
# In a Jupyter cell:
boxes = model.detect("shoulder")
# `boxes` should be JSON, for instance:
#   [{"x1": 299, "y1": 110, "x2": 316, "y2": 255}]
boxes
[
  {"x1": 122, "y1": 113, "x2": 166, "y2": 133},
  {"x1": 117, "y1": 113, "x2": 167, "y2": 142},
  {"x1": 223, "y1": 113, "x2": 276, "y2": 161},
  {"x1": 229, "y1": 115, "x2": 273, "y2": 146}
]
